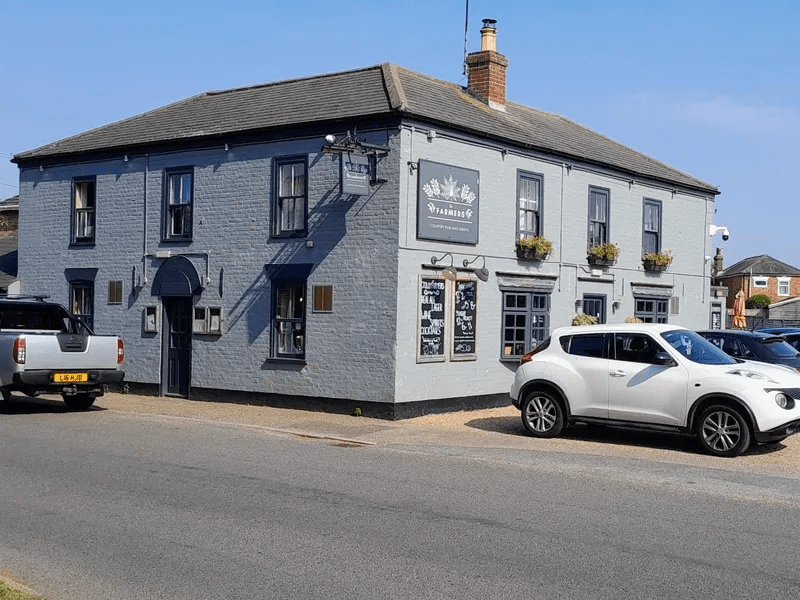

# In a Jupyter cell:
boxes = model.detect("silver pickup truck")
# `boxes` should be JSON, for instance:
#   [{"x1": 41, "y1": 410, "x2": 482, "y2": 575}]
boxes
[{"x1": 0, "y1": 297, "x2": 125, "y2": 410}]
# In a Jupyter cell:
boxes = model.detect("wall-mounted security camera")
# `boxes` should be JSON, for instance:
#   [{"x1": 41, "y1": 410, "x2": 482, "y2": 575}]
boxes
[{"x1": 709, "y1": 224, "x2": 730, "y2": 241}]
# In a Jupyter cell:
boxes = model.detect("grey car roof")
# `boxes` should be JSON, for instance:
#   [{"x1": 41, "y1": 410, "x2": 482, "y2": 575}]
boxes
[{"x1": 13, "y1": 63, "x2": 718, "y2": 195}]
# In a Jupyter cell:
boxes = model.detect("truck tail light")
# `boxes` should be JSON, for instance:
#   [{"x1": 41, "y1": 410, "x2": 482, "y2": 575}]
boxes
[
  {"x1": 13, "y1": 338, "x2": 26, "y2": 364},
  {"x1": 117, "y1": 339, "x2": 124, "y2": 364}
]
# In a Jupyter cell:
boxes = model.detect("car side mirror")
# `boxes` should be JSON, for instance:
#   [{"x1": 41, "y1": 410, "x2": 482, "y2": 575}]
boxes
[{"x1": 654, "y1": 351, "x2": 677, "y2": 367}]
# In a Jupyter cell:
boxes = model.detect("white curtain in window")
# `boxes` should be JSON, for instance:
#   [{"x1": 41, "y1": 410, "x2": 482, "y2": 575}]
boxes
[
  {"x1": 644, "y1": 202, "x2": 659, "y2": 232},
  {"x1": 590, "y1": 191, "x2": 606, "y2": 222}
]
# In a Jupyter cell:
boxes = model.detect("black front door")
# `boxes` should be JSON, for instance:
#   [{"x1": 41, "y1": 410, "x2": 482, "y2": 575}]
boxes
[{"x1": 163, "y1": 297, "x2": 192, "y2": 397}]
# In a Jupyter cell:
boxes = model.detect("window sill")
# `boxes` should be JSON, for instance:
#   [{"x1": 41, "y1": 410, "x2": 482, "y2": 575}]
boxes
[
  {"x1": 265, "y1": 356, "x2": 306, "y2": 364},
  {"x1": 69, "y1": 241, "x2": 95, "y2": 248},
  {"x1": 269, "y1": 231, "x2": 308, "y2": 241}
]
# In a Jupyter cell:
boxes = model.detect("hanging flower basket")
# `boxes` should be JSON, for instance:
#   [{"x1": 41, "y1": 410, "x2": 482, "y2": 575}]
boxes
[{"x1": 516, "y1": 236, "x2": 552, "y2": 261}]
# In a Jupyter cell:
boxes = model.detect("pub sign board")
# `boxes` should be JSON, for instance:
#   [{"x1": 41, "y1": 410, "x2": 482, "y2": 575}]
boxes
[
  {"x1": 342, "y1": 153, "x2": 370, "y2": 195},
  {"x1": 417, "y1": 159, "x2": 479, "y2": 244}
]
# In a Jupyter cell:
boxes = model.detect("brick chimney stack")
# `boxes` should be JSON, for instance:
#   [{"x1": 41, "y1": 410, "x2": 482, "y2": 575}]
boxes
[{"x1": 465, "y1": 19, "x2": 508, "y2": 111}]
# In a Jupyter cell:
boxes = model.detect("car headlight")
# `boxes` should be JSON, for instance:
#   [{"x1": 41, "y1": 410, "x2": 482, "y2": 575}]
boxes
[
  {"x1": 775, "y1": 393, "x2": 795, "y2": 410},
  {"x1": 726, "y1": 369, "x2": 779, "y2": 384}
]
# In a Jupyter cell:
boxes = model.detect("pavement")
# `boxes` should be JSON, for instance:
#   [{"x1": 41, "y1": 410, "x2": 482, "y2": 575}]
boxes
[{"x1": 83, "y1": 391, "x2": 800, "y2": 478}]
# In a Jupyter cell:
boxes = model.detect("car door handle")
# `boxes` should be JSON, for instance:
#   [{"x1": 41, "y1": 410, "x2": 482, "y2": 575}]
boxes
[{"x1": 610, "y1": 370, "x2": 627, "y2": 377}]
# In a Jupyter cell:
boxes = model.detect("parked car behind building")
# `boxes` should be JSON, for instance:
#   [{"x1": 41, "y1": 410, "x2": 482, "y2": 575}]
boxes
[
  {"x1": 696, "y1": 330, "x2": 800, "y2": 370},
  {"x1": 756, "y1": 327, "x2": 800, "y2": 353}
]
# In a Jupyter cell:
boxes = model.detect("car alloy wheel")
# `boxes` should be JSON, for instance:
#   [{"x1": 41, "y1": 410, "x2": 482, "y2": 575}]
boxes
[
  {"x1": 521, "y1": 391, "x2": 564, "y2": 438},
  {"x1": 698, "y1": 405, "x2": 750, "y2": 457}
]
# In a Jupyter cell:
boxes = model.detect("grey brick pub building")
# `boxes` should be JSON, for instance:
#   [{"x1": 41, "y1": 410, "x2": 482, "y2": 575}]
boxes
[{"x1": 12, "y1": 23, "x2": 722, "y2": 417}]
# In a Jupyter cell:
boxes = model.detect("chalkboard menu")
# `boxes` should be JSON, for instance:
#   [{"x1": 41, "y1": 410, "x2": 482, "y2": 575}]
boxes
[
  {"x1": 452, "y1": 280, "x2": 477, "y2": 358},
  {"x1": 419, "y1": 278, "x2": 445, "y2": 360}
]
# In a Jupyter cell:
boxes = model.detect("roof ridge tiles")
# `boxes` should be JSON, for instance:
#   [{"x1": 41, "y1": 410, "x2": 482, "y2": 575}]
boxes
[{"x1": 205, "y1": 64, "x2": 387, "y2": 97}]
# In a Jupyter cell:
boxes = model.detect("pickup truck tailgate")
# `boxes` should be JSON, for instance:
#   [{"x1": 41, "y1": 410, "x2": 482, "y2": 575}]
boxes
[{"x1": 20, "y1": 333, "x2": 121, "y2": 371}]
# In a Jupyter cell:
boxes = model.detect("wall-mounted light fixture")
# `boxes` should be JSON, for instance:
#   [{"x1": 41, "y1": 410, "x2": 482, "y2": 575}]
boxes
[
  {"x1": 124, "y1": 155, "x2": 129, "y2": 162},
  {"x1": 462, "y1": 255, "x2": 490, "y2": 282},
  {"x1": 427, "y1": 129, "x2": 437, "y2": 142},
  {"x1": 574, "y1": 298, "x2": 583, "y2": 310},
  {"x1": 612, "y1": 300, "x2": 621, "y2": 310},
  {"x1": 39, "y1": 165, "x2": 43, "y2": 172},
  {"x1": 224, "y1": 143, "x2": 229, "y2": 151},
  {"x1": 430, "y1": 253, "x2": 458, "y2": 281}
]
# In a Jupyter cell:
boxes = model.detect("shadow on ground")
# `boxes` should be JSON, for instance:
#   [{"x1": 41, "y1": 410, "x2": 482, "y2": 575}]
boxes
[
  {"x1": 0, "y1": 395, "x2": 105, "y2": 415},
  {"x1": 464, "y1": 416, "x2": 786, "y2": 457}
]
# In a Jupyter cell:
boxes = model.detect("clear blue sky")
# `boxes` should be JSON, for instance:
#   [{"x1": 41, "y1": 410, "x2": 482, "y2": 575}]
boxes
[{"x1": 1, "y1": 0, "x2": 797, "y2": 267}]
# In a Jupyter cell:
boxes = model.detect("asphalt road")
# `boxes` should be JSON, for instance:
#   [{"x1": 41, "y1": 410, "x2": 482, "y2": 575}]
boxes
[{"x1": 2, "y1": 399, "x2": 799, "y2": 600}]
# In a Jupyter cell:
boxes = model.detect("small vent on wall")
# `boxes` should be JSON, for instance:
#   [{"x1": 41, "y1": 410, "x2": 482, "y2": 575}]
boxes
[{"x1": 670, "y1": 296, "x2": 680, "y2": 315}]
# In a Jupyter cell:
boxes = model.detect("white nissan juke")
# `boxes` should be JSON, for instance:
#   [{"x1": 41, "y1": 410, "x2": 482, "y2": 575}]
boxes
[{"x1": 510, "y1": 323, "x2": 800, "y2": 457}]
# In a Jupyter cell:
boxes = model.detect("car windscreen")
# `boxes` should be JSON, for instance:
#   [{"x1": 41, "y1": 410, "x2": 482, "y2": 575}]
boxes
[{"x1": 660, "y1": 330, "x2": 736, "y2": 365}]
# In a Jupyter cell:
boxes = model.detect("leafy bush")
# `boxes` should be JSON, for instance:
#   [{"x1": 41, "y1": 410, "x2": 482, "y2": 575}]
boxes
[
  {"x1": 643, "y1": 250, "x2": 673, "y2": 266},
  {"x1": 588, "y1": 242, "x2": 620, "y2": 261},
  {"x1": 747, "y1": 294, "x2": 771, "y2": 309},
  {"x1": 625, "y1": 317, "x2": 643, "y2": 323},
  {"x1": 517, "y1": 236, "x2": 553, "y2": 255},
  {"x1": 572, "y1": 313, "x2": 598, "y2": 326}
]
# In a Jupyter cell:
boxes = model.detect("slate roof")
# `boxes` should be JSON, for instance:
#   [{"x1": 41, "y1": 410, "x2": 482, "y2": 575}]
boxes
[
  {"x1": 718, "y1": 255, "x2": 800, "y2": 278},
  {"x1": 13, "y1": 64, "x2": 718, "y2": 195}
]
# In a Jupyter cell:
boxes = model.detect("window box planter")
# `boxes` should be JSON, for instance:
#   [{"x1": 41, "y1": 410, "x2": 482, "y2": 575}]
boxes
[
  {"x1": 587, "y1": 255, "x2": 616, "y2": 267},
  {"x1": 643, "y1": 260, "x2": 669, "y2": 272},
  {"x1": 516, "y1": 245, "x2": 550, "y2": 260},
  {"x1": 516, "y1": 237, "x2": 552, "y2": 261},
  {"x1": 642, "y1": 251, "x2": 672, "y2": 272},
  {"x1": 587, "y1": 242, "x2": 620, "y2": 267}
]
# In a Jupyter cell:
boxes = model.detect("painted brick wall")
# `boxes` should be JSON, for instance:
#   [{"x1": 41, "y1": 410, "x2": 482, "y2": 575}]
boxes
[
  {"x1": 18, "y1": 128, "x2": 402, "y2": 404},
  {"x1": 16, "y1": 119, "x2": 716, "y2": 409},
  {"x1": 394, "y1": 124, "x2": 716, "y2": 403}
]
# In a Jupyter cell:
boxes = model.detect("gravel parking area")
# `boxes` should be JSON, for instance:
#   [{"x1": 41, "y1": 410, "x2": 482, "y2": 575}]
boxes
[{"x1": 81, "y1": 392, "x2": 800, "y2": 478}]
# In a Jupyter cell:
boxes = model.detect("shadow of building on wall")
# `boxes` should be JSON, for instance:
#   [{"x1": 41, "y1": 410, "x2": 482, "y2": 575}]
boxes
[{"x1": 0, "y1": 196, "x2": 18, "y2": 294}]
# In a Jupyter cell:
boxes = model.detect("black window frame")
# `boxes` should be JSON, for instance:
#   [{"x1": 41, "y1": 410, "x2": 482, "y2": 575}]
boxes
[
  {"x1": 642, "y1": 198, "x2": 662, "y2": 255},
  {"x1": 582, "y1": 294, "x2": 607, "y2": 324},
  {"x1": 516, "y1": 170, "x2": 543, "y2": 241},
  {"x1": 587, "y1": 186, "x2": 610, "y2": 248},
  {"x1": 501, "y1": 290, "x2": 550, "y2": 361},
  {"x1": 272, "y1": 156, "x2": 308, "y2": 238},
  {"x1": 272, "y1": 279, "x2": 307, "y2": 360},
  {"x1": 634, "y1": 297, "x2": 669, "y2": 323},
  {"x1": 70, "y1": 280, "x2": 94, "y2": 331},
  {"x1": 162, "y1": 167, "x2": 194, "y2": 242},
  {"x1": 71, "y1": 177, "x2": 96, "y2": 246}
]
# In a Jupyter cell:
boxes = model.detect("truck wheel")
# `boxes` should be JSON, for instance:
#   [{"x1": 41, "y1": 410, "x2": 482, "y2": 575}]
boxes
[{"x1": 62, "y1": 393, "x2": 95, "y2": 411}]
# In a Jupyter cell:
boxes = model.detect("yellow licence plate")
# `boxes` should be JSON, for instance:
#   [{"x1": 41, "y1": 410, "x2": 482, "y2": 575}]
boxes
[{"x1": 54, "y1": 373, "x2": 88, "y2": 383}]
